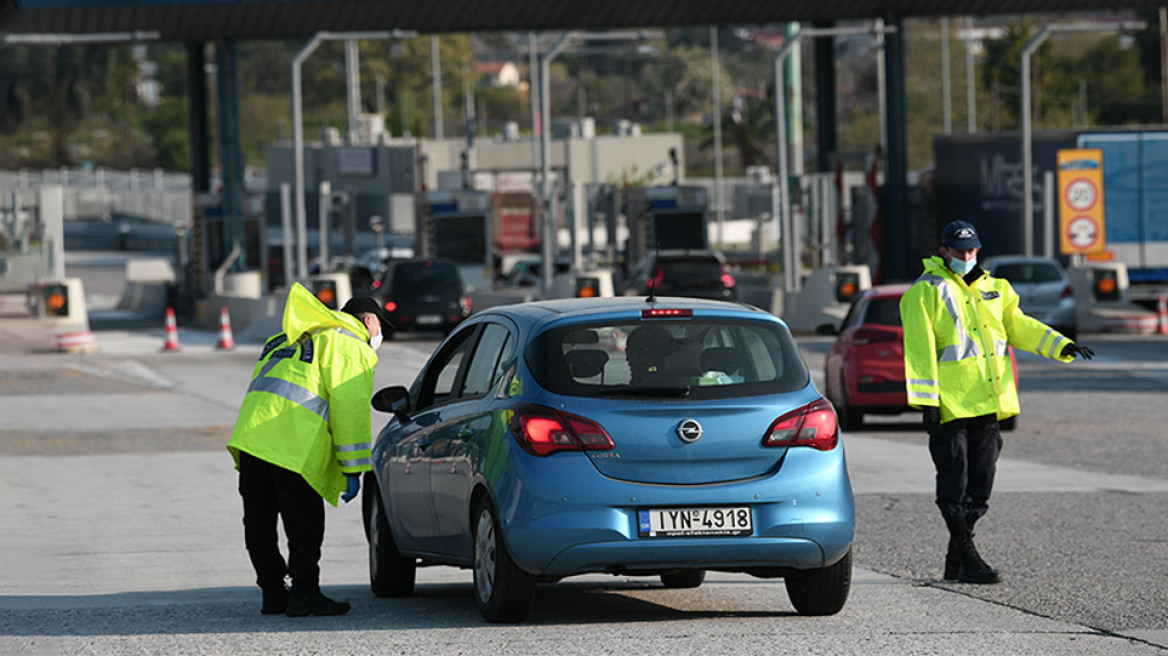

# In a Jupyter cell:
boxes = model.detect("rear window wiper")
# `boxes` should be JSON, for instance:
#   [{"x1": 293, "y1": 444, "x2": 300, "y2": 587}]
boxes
[{"x1": 592, "y1": 385, "x2": 692, "y2": 398}]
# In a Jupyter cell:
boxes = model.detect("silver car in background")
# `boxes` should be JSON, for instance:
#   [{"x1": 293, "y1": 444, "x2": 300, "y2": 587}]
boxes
[{"x1": 983, "y1": 255, "x2": 1078, "y2": 340}]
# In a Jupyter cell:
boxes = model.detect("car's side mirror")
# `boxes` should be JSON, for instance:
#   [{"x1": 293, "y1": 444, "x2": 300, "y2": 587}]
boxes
[
  {"x1": 372, "y1": 386, "x2": 411, "y2": 422},
  {"x1": 815, "y1": 323, "x2": 839, "y2": 336}
]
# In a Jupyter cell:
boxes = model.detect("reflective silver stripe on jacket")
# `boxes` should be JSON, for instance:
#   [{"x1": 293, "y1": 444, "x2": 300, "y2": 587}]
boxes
[
  {"x1": 247, "y1": 326, "x2": 371, "y2": 453},
  {"x1": 920, "y1": 273, "x2": 982, "y2": 363},
  {"x1": 335, "y1": 442, "x2": 372, "y2": 468},
  {"x1": 1036, "y1": 329, "x2": 1067, "y2": 359},
  {"x1": 906, "y1": 378, "x2": 939, "y2": 403},
  {"x1": 331, "y1": 327, "x2": 362, "y2": 342},
  {"x1": 247, "y1": 376, "x2": 330, "y2": 422},
  {"x1": 908, "y1": 390, "x2": 940, "y2": 402}
]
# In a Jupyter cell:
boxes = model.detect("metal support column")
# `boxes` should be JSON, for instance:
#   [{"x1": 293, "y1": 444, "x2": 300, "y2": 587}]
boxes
[{"x1": 881, "y1": 15, "x2": 908, "y2": 282}]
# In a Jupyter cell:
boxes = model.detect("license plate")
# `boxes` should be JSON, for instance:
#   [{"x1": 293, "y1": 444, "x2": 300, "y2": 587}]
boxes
[
  {"x1": 416, "y1": 314, "x2": 442, "y2": 325},
  {"x1": 638, "y1": 507, "x2": 752, "y2": 537}
]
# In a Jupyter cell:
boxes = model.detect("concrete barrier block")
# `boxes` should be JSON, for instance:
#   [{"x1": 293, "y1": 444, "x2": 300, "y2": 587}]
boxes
[{"x1": 125, "y1": 258, "x2": 175, "y2": 283}]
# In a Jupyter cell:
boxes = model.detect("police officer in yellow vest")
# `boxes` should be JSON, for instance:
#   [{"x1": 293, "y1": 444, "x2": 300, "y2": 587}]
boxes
[
  {"x1": 900, "y1": 221, "x2": 1094, "y2": 584},
  {"x1": 228, "y1": 283, "x2": 392, "y2": 616}
]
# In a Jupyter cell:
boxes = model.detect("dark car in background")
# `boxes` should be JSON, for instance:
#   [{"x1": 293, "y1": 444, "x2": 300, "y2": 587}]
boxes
[
  {"x1": 373, "y1": 259, "x2": 471, "y2": 335},
  {"x1": 822, "y1": 284, "x2": 1017, "y2": 431},
  {"x1": 622, "y1": 250, "x2": 737, "y2": 301}
]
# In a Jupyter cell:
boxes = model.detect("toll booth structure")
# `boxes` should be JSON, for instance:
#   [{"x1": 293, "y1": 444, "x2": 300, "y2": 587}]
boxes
[
  {"x1": 1, "y1": 186, "x2": 66, "y2": 294},
  {"x1": 416, "y1": 190, "x2": 493, "y2": 292},
  {"x1": 491, "y1": 190, "x2": 540, "y2": 264},
  {"x1": 624, "y1": 186, "x2": 709, "y2": 270}
]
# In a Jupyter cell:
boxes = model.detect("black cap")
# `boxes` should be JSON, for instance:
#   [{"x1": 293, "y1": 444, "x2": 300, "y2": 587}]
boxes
[
  {"x1": 341, "y1": 297, "x2": 394, "y2": 335},
  {"x1": 941, "y1": 220, "x2": 982, "y2": 249}
]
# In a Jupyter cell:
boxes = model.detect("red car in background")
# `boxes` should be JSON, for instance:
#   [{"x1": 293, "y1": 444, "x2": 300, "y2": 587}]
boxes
[{"x1": 822, "y1": 284, "x2": 1017, "y2": 431}]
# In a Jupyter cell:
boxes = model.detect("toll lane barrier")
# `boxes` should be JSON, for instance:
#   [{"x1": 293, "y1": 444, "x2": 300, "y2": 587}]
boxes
[
  {"x1": 31, "y1": 278, "x2": 100, "y2": 353},
  {"x1": 778, "y1": 265, "x2": 872, "y2": 334},
  {"x1": 1069, "y1": 263, "x2": 1161, "y2": 334}
]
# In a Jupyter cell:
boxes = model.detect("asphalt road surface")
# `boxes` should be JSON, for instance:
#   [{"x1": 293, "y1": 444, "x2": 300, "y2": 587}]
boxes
[{"x1": 1, "y1": 263, "x2": 1166, "y2": 655}]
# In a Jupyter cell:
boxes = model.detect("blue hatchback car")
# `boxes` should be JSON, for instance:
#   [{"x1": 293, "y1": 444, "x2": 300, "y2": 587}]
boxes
[{"x1": 364, "y1": 297, "x2": 855, "y2": 622}]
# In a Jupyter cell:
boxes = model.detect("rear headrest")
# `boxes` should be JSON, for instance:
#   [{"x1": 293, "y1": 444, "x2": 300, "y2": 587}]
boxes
[
  {"x1": 564, "y1": 349, "x2": 609, "y2": 379},
  {"x1": 700, "y1": 347, "x2": 748, "y2": 376}
]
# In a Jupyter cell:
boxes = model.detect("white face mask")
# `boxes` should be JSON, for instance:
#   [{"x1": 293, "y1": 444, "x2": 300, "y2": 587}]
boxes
[
  {"x1": 949, "y1": 255, "x2": 977, "y2": 276},
  {"x1": 368, "y1": 332, "x2": 383, "y2": 351}
]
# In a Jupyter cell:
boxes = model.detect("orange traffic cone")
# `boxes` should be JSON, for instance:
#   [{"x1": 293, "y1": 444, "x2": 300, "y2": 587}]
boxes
[
  {"x1": 161, "y1": 307, "x2": 181, "y2": 352},
  {"x1": 216, "y1": 306, "x2": 235, "y2": 350},
  {"x1": 1158, "y1": 293, "x2": 1168, "y2": 336}
]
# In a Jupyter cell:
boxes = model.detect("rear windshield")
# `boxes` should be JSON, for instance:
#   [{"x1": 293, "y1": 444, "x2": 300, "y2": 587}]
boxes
[
  {"x1": 389, "y1": 262, "x2": 462, "y2": 298},
  {"x1": 864, "y1": 298, "x2": 902, "y2": 327},
  {"x1": 993, "y1": 263, "x2": 1063, "y2": 284},
  {"x1": 660, "y1": 257, "x2": 721, "y2": 281},
  {"x1": 526, "y1": 319, "x2": 809, "y2": 399}
]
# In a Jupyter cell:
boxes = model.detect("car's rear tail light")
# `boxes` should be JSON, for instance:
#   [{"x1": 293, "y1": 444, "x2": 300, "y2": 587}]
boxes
[
  {"x1": 853, "y1": 327, "x2": 899, "y2": 346},
  {"x1": 762, "y1": 397, "x2": 839, "y2": 451},
  {"x1": 720, "y1": 265, "x2": 737, "y2": 289},
  {"x1": 1061, "y1": 283, "x2": 1074, "y2": 299},
  {"x1": 651, "y1": 264, "x2": 665, "y2": 290},
  {"x1": 384, "y1": 300, "x2": 398, "y2": 313},
  {"x1": 510, "y1": 404, "x2": 615, "y2": 457},
  {"x1": 460, "y1": 296, "x2": 473, "y2": 315}
]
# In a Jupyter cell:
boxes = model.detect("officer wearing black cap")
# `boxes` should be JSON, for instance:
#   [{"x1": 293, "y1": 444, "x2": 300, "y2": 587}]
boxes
[
  {"x1": 900, "y1": 221, "x2": 1094, "y2": 584},
  {"x1": 228, "y1": 284, "x2": 393, "y2": 616}
]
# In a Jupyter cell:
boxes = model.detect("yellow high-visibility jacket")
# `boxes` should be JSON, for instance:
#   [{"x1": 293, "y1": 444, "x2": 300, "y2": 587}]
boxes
[
  {"x1": 900, "y1": 256, "x2": 1075, "y2": 423},
  {"x1": 228, "y1": 283, "x2": 376, "y2": 505}
]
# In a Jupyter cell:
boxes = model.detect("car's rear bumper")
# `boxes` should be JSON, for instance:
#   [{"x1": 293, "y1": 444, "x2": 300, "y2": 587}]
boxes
[
  {"x1": 851, "y1": 389, "x2": 908, "y2": 408},
  {"x1": 540, "y1": 535, "x2": 834, "y2": 575},
  {"x1": 495, "y1": 446, "x2": 855, "y2": 577}
]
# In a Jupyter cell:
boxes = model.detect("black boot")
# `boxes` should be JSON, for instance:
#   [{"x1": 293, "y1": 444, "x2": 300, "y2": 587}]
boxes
[
  {"x1": 261, "y1": 585, "x2": 290, "y2": 615},
  {"x1": 286, "y1": 588, "x2": 351, "y2": 617},
  {"x1": 943, "y1": 515, "x2": 1001, "y2": 584},
  {"x1": 943, "y1": 536, "x2": 960, "y2": 581}
]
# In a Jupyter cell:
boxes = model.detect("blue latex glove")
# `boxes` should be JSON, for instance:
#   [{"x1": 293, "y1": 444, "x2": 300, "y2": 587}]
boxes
[{"x1": 341, "y1": 474, "x2": 361, "y2": 503}]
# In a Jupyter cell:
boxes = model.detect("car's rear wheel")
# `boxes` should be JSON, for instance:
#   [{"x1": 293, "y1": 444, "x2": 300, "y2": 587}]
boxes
[
  {"x1": 784, "y1": 548, "x2": 852, "y2": 616},
  {"x1": 366, "y1": 474, "x2": 416, "y2": 598},
  {"x1": 660, "y1": 569, "x2": 706, "y2": 589},
  {"x1": 835, "y1": 379, "x2": 864, "y2": 431},
  {"x1": 473, "y1": 499, "x2": 536, "y2": 622}
]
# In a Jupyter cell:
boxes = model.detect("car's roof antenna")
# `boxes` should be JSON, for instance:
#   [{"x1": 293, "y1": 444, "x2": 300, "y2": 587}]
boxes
[{"x1": 646, "y1": 239, "x2": 659, "y2": 304}]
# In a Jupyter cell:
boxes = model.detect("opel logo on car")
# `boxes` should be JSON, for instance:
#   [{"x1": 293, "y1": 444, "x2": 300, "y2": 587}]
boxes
[{"x1": 676, "y1": 418, "x2": 703, "y2": 443}]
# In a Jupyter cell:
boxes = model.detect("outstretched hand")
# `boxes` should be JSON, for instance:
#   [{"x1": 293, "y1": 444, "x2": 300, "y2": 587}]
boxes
[
  {"x1": 1060, "y1": 343, "x2": 1095, "y2": 360},
  {"x1": 341, "y1": 474, "x2": 361, "y2": 503}
]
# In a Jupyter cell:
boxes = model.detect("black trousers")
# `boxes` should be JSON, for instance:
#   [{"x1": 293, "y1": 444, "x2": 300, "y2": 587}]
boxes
[
  {"x1": 928, "y1": 414, "x2": 1002, "y2": 521},
  {"x1": 238, "y1": 451, "x2": 325, "y2": 593}
]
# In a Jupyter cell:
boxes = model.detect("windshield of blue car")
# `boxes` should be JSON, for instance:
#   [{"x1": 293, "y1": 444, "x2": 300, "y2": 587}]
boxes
[{"x1": 526, "y1": 319, "x2": 809, "y2": 399}]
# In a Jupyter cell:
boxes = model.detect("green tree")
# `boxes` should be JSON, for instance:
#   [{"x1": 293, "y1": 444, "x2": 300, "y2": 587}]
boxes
[
  {"x1": 699, "y1": 95, "x2": 773, "y2": 173},
  {"x1": 980, "y1": 20, "x2": 1049, "y2": 131},
  {"x1": 139, "y1": 98, "x2": 190, "y2": 170},
  {"x1": 642, "y1": 45, "x2": 731, "y2": 122}
]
